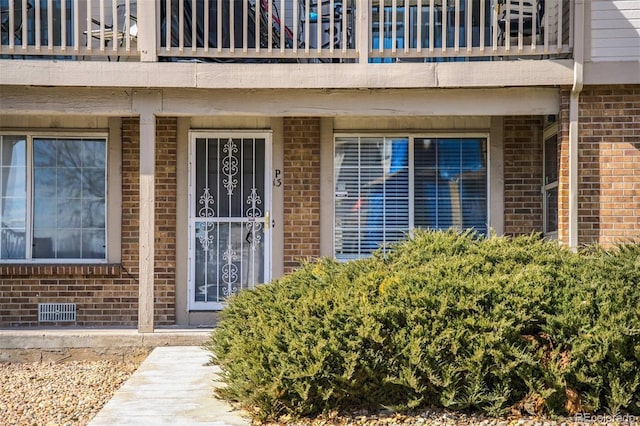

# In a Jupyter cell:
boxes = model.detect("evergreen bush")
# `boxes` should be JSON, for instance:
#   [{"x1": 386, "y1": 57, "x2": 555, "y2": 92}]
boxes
[{"x1": 205, "y1": 230, "x2": 640, "y2": 421}]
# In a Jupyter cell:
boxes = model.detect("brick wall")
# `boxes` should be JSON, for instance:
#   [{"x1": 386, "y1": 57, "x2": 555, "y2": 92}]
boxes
[
  {"x1": 283, "y1": 118, "x2": 321, "y2": 272},
  {"x1": 558, "y1": 91, "x2": 570, "y2": 244},
  {"x1": 503, "y1": 116, "x2": 544, "y2": 235},
  {"x1": 154, "y1": 118, "x2": 177, "y2": 324},
  {"x1": 559, "y1": 85, "x2": 640, "y2": 246},
  {"x1": 0, "y1": 117, "x2": 178, "y2": 327}
]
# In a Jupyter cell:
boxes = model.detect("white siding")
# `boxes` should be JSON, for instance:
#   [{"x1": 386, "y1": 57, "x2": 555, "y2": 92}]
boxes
[{"x1": 591, "y1": 0, "x2": 640, "y2": 61}]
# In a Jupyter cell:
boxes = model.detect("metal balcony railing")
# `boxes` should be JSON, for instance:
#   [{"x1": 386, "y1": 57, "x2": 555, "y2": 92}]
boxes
[{"x1": 0, "y1": 0, "x2": 572, "y2": 62}]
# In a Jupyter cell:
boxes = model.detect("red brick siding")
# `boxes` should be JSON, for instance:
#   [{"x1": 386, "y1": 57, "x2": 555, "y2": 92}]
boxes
[
  {"x1": 120, "y1": 116, "x2": 141, "y2": 320},
  {"x1": 154, "y1": 117, "x2": 177, "y2": 324},
  {"x1": 559, "y1": 85, "x2": 640, "y2": 246},
  {"x1": 283, "y1": 118, "x2": 321, "y2": 272},
  {"x1": 558, "y1": 91, "x2": 570, "y2": 244},
  {"x1": 0, "y1": 117, "x2": 178, "y2": 326},
  {"x1": 503, "y1": 116, "x2": 544, "y2": 235}
]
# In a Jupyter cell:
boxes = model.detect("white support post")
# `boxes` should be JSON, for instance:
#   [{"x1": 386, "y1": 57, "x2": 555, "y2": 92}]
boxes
[
  {"x1": 569, "y1": 0, "x2": 585, "y2": 250},
  {"x1": 137, "y1": 0, "x2": 158, "y2": 62},
  {"x1": 133, "y1": 90, "x2": 162, "y2": 333},
  {"x1": 357, "y1": 0, "x2": 370, "y2": 64},
  {"x1": 568, "y1": 93, "x2": 580, "y2": 249}
]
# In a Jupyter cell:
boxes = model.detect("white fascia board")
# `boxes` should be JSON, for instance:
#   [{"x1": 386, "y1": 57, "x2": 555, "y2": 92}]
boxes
[
  {"x1": 0, "y1": 86, "x2": 561, "y2": 117},
  {"x1": 1, "y1": 59, "x2": 574, "y2": 89}
]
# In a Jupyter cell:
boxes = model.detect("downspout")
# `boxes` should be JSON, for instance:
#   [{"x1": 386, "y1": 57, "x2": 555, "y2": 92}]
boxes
[{"x1": 569, "y1": 0, "x2": 585, "y2": 250}]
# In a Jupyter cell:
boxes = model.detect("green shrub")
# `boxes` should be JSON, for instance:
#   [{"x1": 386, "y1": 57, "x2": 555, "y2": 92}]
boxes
[
  {"x1": 546, "y1": 243, "x2": 640, "y2": 415},
  {"x1": 205, "y1": 230, "x2": 640, "y2": 421}
]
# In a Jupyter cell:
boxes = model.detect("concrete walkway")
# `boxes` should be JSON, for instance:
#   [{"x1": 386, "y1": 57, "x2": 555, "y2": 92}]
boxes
[{"x1": 89, "y1": 346, "x2": 250, "y2": 426}]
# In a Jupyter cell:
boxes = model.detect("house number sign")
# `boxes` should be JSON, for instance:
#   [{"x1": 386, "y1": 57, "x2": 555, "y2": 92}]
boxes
[{"x1": 273, "y1": 169, "x2": 282, "y2": 187}]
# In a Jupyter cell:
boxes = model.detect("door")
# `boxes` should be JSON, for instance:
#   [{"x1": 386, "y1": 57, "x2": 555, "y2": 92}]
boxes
[{"x1": 189, "y1": 132, "x2": 271, "y2": 310}]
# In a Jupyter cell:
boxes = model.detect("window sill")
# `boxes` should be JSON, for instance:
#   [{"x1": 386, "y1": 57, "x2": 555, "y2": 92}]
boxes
[{"x1": 0, "y1": 264, "x2": 121, "y2": 277}]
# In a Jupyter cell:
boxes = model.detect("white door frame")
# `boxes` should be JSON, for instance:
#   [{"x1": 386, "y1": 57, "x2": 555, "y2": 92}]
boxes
[{"x1": 188, "y1": 131, "x2": 272, "y2": 310}]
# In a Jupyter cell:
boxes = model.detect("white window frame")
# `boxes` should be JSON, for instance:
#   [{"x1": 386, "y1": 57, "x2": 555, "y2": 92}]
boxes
[
  {"x1": 542, "y1": 123, "x2": 559, "y2": 239},
  {"x1": 333, "y1": 132, "x2": 490, "y2": 259},
  {"x1": 0, "y1": 131, "x2": 109, "y2": 264}
]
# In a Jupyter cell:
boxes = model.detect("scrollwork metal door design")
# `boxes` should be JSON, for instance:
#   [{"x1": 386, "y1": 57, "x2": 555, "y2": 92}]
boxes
[{"x1": 190, "y1": 134, "x2": 270, "y2": 310}]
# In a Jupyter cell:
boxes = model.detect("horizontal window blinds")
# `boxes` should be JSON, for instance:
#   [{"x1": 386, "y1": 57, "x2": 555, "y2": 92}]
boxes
[{"x1": 335, "y1": 136, "x2": 487, "y2": 260}]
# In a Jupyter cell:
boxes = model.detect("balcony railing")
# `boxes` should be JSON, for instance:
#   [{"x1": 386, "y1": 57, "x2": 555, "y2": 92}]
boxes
[{"x1": 0, "y1": 0, "x2": 573, "y2": 62}]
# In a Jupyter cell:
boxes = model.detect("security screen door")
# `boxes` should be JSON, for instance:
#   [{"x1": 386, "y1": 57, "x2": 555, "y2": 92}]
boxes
[{"x1": 189, "y1": 133, "x2": 271, "y2": 310}]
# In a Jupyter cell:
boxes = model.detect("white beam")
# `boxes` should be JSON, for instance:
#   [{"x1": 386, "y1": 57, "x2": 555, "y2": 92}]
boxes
[
  {"x1": 0, "y1": 61, "x2": 195, "y2": 87},
  {"x1": 136, "y1": 0, "x2": 157, "y2": 62},
  {"x1": 0, "y1": 86, "x2": 134, "y2": 116},
  {"x1": 0, "y1": 86, "x2": 561, "y2": 118},
  {"x1": 356, "y1": 0, "x2": 370, "y2": 64},
  {"x1": 160, "y1": 87, "x2": 561, "y2": 116},
  {"x1": 0, "y1": 60, "x2": 574, "y2": 89},
  {"x1": 269, "y1": 117, "x2": 285, "y2": 280},
  {"x1": 132, "y1": 90, "x2": 162, "y2": 333},
  {"x1": 569, "y1": 0, "x2": 585, "y2": 250}
]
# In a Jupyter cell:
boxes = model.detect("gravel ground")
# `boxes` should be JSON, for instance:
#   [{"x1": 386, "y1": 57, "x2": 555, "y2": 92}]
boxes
[
  {"x1": 1, "y1": 359, "x2": 635, "y2": 426},
  {"x1": 261, "y1": 409, "x2": 637, "y2": 426},
  {"x1": 0, "y1": 359, "x2": 142, "y2": 426}
]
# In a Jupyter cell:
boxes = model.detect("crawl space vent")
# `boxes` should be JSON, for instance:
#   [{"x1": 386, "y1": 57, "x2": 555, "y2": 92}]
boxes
[{"x1": 38, "y1": 303, "x2": 77, "y2": 322}]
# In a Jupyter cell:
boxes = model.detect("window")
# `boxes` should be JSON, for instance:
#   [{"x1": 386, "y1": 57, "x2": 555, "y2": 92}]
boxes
[
  {"x1": 334, "y1": 135, "x2": 487, "y2": 260},
  {"x1": 0, "y1": 134, "x2": 107, "y2": 261}
]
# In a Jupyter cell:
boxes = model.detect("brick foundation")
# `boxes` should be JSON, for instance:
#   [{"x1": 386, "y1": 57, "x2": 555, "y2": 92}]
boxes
[{"x1": 283, "y1": 118, "x2": 321, "y2": 272}]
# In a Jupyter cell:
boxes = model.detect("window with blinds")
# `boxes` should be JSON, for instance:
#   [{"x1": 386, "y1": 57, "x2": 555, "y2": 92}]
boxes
[{"x1": 334, "y1": 136, "x2": 487, "y2": 260}]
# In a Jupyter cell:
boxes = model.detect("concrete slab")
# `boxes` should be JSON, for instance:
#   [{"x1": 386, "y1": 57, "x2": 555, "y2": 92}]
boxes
[
  {"x1": 89, "y1": 346, "x2": 250, "y2": 426},
  {"x1": 0, "y1": 327, "x2": 215, "y2": 362},
  {"x1": 0, "y1": 327, "x2": 214, "y2": 349}
]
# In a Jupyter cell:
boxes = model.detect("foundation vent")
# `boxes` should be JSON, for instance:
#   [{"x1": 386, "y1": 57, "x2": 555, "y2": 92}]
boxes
[{"x1": 38, "y1": 303, "x2": 77, "y2": 322}]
